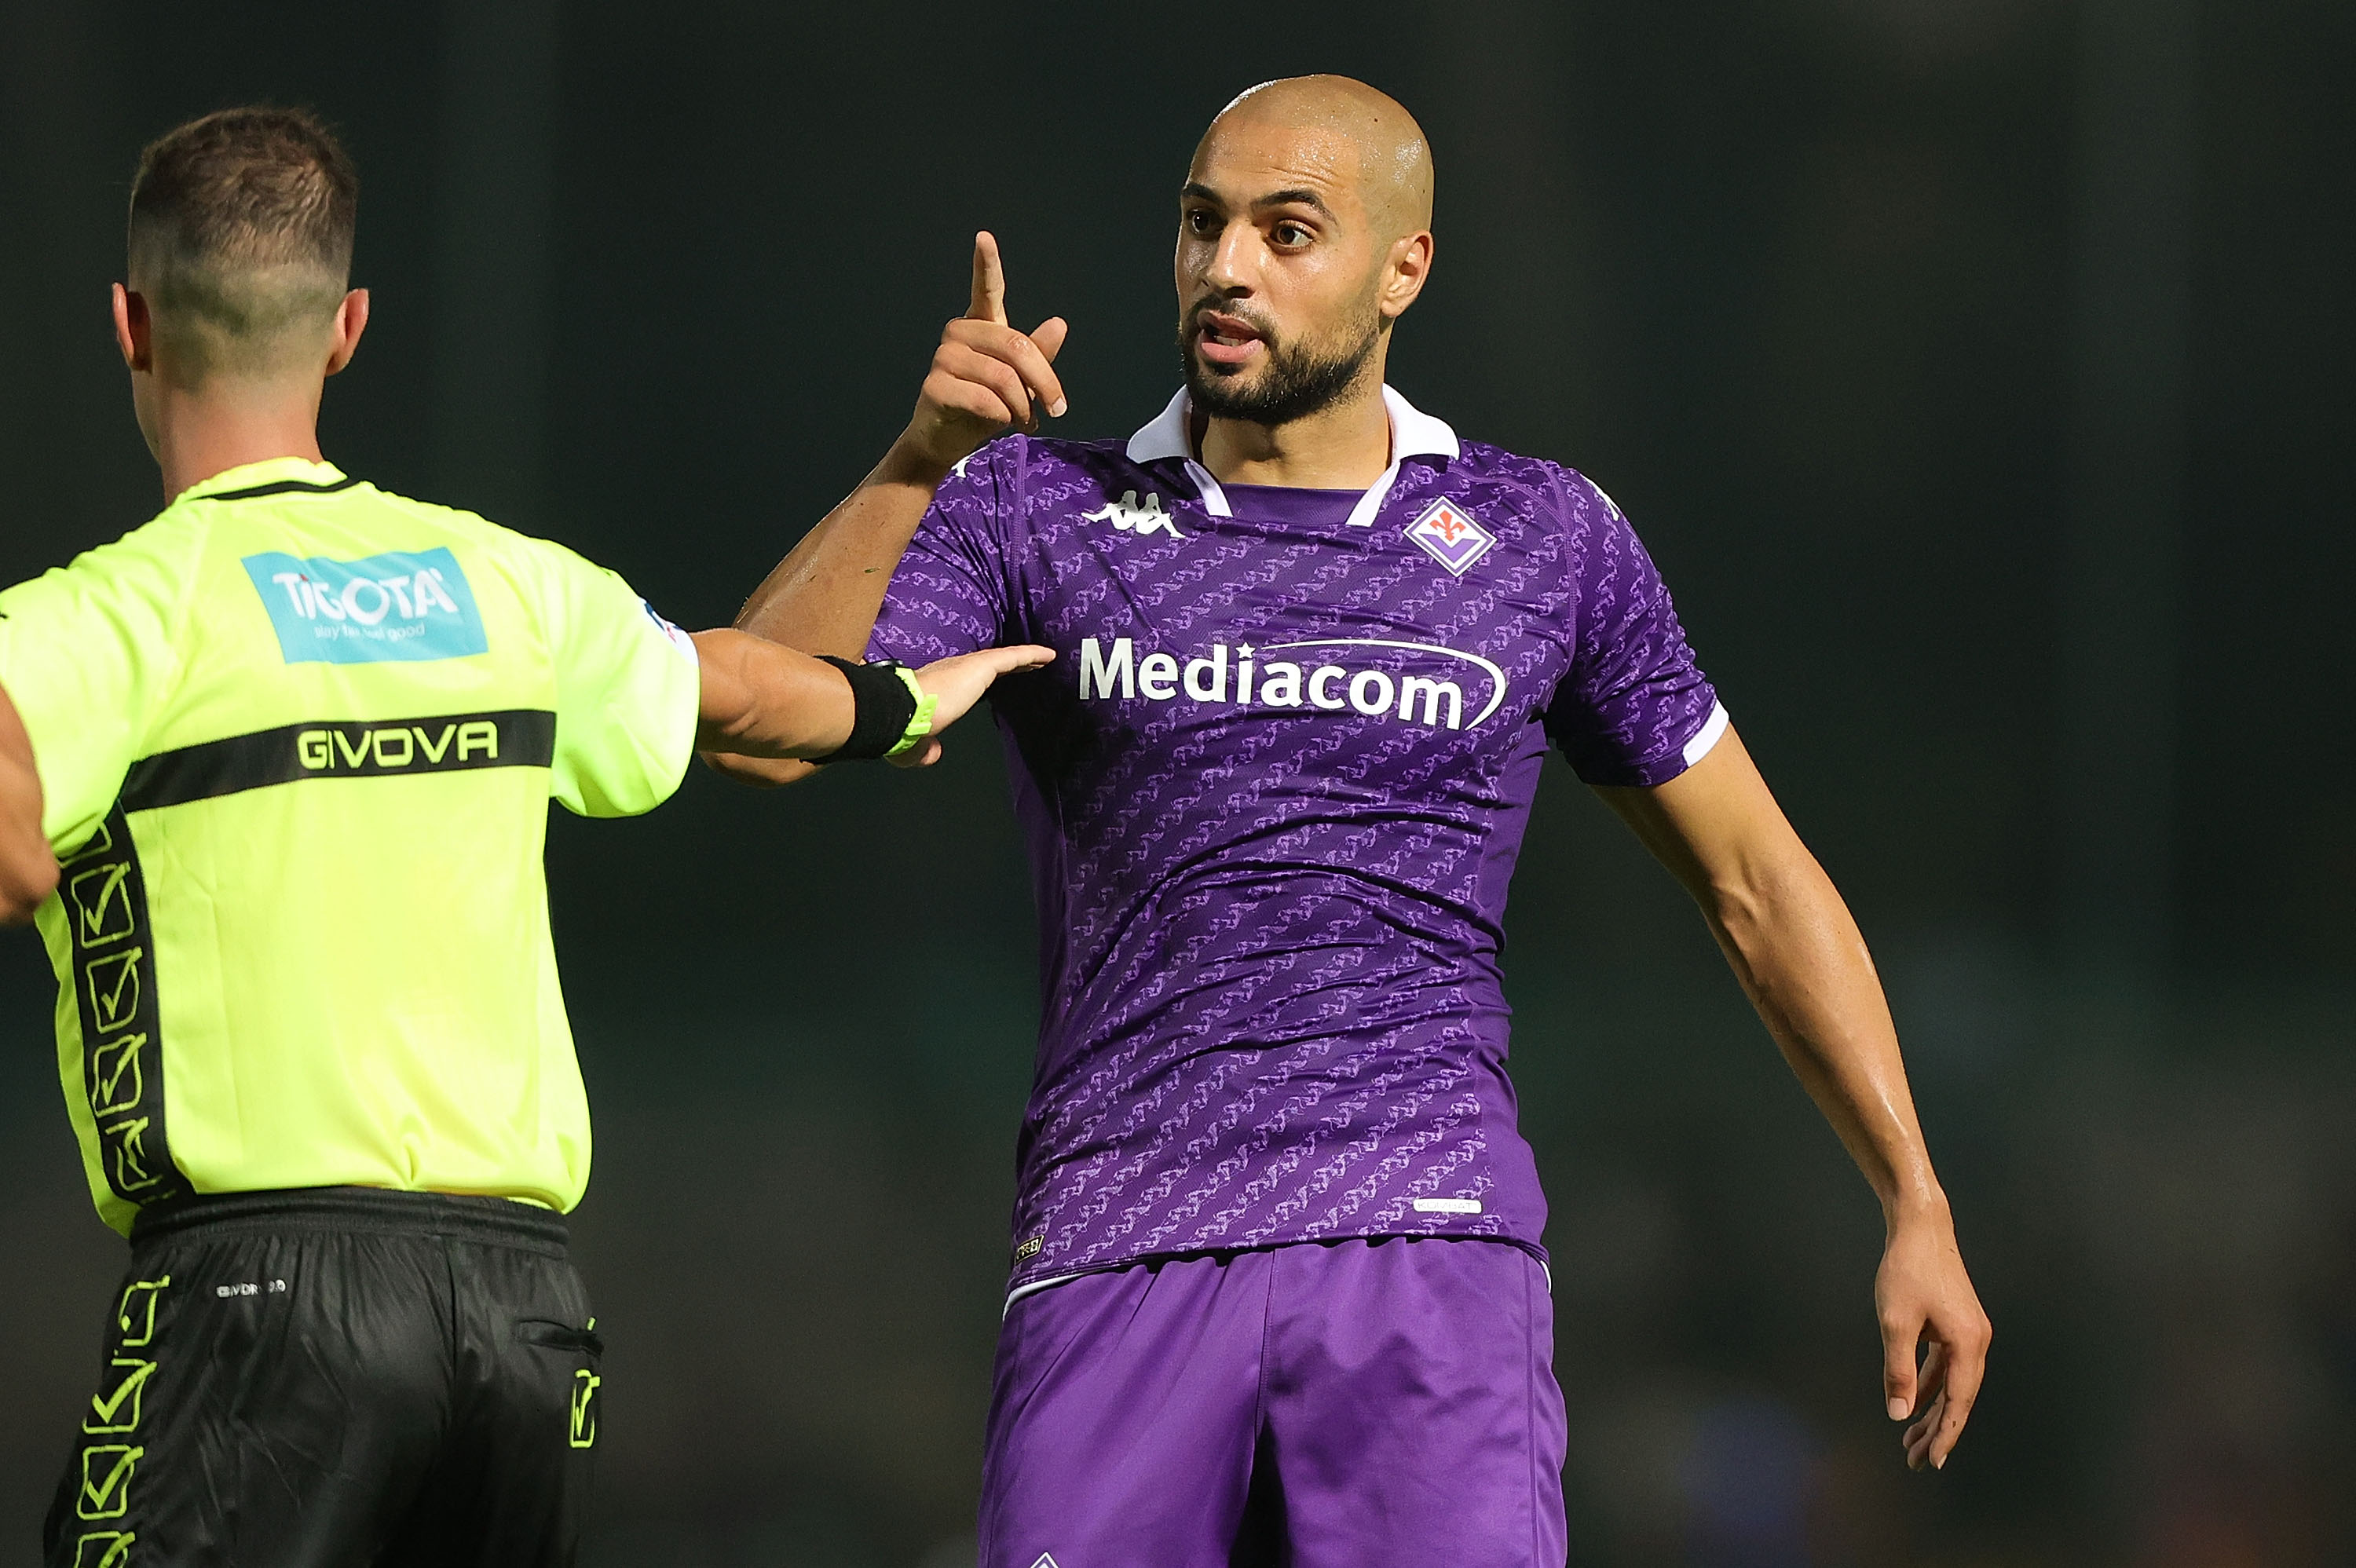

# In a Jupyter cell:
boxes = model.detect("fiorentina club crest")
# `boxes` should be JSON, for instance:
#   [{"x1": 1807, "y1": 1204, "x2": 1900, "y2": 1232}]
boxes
[
  {"x1": 1404, "y1": 496, "x2": 1496, "y2": 576},
  {"x1": 1404, "y1": 494, "x2": 1498, "y2": 574}
]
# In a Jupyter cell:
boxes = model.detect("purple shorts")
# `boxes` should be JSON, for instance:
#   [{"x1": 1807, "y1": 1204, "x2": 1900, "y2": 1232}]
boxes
[{"x1": 981, "y1": 1237, "x2": 1568, "y2": 1568}]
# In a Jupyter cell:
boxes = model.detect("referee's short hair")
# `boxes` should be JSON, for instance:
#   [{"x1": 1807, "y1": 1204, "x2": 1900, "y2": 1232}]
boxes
[{"x1": 127, "y1": 106, "x2": 359, "y2": 381}]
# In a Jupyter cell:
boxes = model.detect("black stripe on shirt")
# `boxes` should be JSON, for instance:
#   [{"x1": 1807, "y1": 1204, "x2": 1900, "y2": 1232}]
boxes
[
  {"x1": 60, "y1": 806, "x2": 195, "y2": 1207},
  {"x1": 198, "y1": 475, "x2": 364, "y2": 503},
  {"x1": 119, "y1": 709, "x2": 557, "y2": 813}
]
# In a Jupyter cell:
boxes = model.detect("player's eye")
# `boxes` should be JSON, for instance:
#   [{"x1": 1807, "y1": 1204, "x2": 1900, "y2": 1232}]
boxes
[
  {"x1": 1184, "y1": 208, "x2": 1216, "y2": 236},
  {"x1": 1272, "y1": 221, "x2": 1312, "y2": 248}
]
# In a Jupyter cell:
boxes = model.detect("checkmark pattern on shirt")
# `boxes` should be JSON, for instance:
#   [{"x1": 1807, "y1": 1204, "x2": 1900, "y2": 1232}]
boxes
[
  {"x1": 64, "y1": 807, "x2": 188, "y2": 1207},
  {"x1": 68, "y1": 864, "x2": 134, "y2": 944},
  {"x1": 89, "y1": 1036, "x2": 146, "y2": 1120},
  {"x1": 85, "y1": 952, "x2": 144, "y2": 1037}
]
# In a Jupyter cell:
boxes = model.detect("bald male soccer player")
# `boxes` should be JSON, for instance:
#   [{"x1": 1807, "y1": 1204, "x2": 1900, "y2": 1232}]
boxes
[
  {"x1": 0, "y1": 108, "x2": 1047, "y2": 1567},
  {"x1": 727, "y1": 79, "x2": 1991, "y2": 1565}
]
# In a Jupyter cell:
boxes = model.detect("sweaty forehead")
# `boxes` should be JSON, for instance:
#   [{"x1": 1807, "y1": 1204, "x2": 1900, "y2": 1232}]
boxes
[
  {"x1": 1191, "y1": 122, "x2": 1364, "y2": 209},
  {"x1": 1189, "y1": 76, "x2": 1433, "y2": 237}
]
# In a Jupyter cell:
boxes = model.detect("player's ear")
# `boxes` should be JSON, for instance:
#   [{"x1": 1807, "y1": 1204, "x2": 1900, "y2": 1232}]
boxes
[
  {"x1": 112, "y1": 283, "x2": 153, "y2": 373},
  {"x1": 324, "y1": 288, "x2": 371, "y2": 377},
  {"x1": 1378, "y1": 232, "x2": 1433, "y2": 322}
]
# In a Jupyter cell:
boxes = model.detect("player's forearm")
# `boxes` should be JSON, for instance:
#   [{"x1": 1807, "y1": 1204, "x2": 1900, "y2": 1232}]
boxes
[
  {"x1": 1699, "y1": 853, "x2": 1946, "y2": 1223},
  {"x1": 690, "y1": 629, "x2": 855, "y2": 760},
  {"x1": 734, "y1": 437, "x2": 949, "y2": 659},
  {"x1": 0, "y1": 681, "x2": 60, "y2": 923}
]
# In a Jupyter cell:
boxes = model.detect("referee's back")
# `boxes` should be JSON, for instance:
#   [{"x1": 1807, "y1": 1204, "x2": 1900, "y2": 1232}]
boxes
[
  {"x1": 0, "y1": 105, "x2": 701, "y2": 1568},
  {"x1": 3, "y1": 458, "x2": 697, "y2": 1231}
]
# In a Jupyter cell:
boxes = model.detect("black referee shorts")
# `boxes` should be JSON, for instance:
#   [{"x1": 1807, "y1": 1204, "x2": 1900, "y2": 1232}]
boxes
[{"x1": 46, "y1": 1187, "x2": 604, "y2": 1568}]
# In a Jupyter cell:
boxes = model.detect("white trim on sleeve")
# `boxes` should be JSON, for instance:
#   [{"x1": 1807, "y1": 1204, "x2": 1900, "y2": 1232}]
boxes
[{"x1": 1681, "y1": 700, "x2": 1731, "y2": 769}]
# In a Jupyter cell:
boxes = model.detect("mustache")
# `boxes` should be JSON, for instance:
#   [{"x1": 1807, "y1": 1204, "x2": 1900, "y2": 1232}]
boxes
[{"x1": 1181, "y1": 298, "x2": 1279, "y2": 342}]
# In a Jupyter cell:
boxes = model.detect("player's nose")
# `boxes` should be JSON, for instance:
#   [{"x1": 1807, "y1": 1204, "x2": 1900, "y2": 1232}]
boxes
[{"x1": 1203, "y1": 221, "x2": 1259, "y2": 293}]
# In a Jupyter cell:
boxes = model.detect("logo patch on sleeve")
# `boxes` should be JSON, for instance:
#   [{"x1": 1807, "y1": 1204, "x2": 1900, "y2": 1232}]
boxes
[
  {"x1": 1404, "y1": 498, "x2": 1496, "y2": 577},
  {"x1": 241, "y1": 548, "x2": 488, "y2": 663}
]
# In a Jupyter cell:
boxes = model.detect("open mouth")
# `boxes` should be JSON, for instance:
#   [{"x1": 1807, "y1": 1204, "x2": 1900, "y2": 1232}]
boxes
[{"x1": 1192, "y1": 309, "x2": 1267, "y2": 369}]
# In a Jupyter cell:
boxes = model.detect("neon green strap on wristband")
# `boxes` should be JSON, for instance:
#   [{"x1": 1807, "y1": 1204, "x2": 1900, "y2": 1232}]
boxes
[{"x1": 881, "y1": 665, "x2": 938, "y2": 759}]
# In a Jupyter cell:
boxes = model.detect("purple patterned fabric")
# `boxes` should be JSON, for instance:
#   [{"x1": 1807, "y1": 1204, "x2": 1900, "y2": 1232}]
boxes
[
  {"x1": 981, "y1": 1238, "x2": 1565, "y2": 1568},
  {"x1": 869, "y1": 389, "x2": 1723, "y2": 1288}
]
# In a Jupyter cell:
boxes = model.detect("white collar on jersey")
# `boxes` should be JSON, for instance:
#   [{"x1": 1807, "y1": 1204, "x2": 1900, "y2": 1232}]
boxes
[{"x1": 1125, "y1": 384, "x2": 1461, "y2": 528}]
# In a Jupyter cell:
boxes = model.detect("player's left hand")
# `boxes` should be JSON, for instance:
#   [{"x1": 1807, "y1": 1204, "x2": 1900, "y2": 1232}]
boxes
[
  {"x1": 1875, "y1": 1207, "x2": 1991, "y2": 1471},
  {"x1": 889, "y1": 645, "x2": 1057, "y2": 769}
]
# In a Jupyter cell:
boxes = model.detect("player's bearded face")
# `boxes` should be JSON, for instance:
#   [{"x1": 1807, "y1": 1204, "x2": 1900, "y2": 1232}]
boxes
[{"x1": 1177, "y1": 290, "x2": 1383, "y2": 426}]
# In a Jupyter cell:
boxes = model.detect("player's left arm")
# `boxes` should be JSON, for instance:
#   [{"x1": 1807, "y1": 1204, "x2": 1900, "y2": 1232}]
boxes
[
  {"x1": 1595, "y1": 726, "x2": 1992, "y2": 1472},
  {"x1": 0, "y1": 679, "x2": 59, "y2": 923}
]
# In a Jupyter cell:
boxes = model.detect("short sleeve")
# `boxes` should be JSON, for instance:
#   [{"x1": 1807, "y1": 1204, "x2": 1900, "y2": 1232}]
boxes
[
  {"x1": 0, "y1": 518, "x2": 204, "y2": 853},
  {"x1": 1542, "y1": 477, "x2": 1727, "y2": 787},
  {"x1": 866, "y1": 440, "x2": 1019, "y2": 664},
  {"x1": 529, "y1": 540, "x2": 701, "y2": 818}
]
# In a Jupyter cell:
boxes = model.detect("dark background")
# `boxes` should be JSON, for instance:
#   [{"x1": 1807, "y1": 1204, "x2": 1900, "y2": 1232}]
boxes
[{"x1": 2, "y1": 2, "x2": 2351, "y2": 1563}]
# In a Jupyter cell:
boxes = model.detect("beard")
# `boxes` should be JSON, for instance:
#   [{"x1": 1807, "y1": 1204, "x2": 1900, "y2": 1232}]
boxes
[{"x1": 1177, "y1": 300, "x2": 1385, "y2": 426}]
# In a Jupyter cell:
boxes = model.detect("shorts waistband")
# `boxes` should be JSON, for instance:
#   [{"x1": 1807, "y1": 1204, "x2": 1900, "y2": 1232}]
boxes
[{"x1": 130, "y1": 1186, "x2": 570, "y2": 1256}]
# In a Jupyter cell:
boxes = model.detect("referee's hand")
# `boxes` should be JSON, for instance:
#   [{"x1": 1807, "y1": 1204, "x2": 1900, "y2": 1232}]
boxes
[
  {"x1": 890, "y1": 645, "x2": 1057, "y2": 769},
  {"x1": 898, "y1": 232, "x2": 1069, "y2": 472}
]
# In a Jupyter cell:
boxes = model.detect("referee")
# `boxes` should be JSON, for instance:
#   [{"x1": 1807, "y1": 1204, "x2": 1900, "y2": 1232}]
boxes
[{"x1": 0, "y1": 108, "x2": 1049, "y2": 1566}]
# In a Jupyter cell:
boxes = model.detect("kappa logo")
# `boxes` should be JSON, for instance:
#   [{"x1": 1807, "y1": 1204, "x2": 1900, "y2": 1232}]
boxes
[
  {"x1": 1082, "y1": 489, "x2": 1184, "y2": 539},
  {"x1": 1405, "y1": 497, "x2": 1496, "y2": 577},
  {"x1": 1029, "y1": 1556, "x2": 1061, "y2": 1568}
]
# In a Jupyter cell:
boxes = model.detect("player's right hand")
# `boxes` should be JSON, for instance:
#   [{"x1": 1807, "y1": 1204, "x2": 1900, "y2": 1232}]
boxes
[
  {"x1": 891, "y1": 644, "x2": 1057, "y2": 769},
  {"x1": 898, "y1": 232, "x2": 1070, "y2": 473}
]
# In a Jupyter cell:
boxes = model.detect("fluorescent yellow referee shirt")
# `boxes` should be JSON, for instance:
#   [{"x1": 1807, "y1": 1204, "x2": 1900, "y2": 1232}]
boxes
[{"x1": 0, "y1": 458, "x2": 701, "y2": 1234}]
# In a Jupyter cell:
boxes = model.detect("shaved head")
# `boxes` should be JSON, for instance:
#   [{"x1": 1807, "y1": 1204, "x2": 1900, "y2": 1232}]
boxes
[
  {"x1": 1199, "y1": 75, "x2": 1434, "y2": 240},
  {"x1": 1174, "y1": 76, "x2": 1437, "y2": 429}
]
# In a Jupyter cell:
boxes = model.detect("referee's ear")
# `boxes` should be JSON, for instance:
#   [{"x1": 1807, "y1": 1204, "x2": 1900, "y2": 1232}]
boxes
[
  {"x1": 112, "y1": 283, "x2": 153, "y2": 374},
  {"x1": 324, "y1": 287, "x2": 371, "y2": 378}
]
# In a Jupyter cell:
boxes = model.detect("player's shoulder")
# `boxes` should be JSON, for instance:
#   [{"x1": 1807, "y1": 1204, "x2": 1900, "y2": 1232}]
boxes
[
  {"x1": 927, "y1": 434, "x2": 1146, "y2": 535},
  {"x1": 953, "y1": 432, "x2": 1136, "y2": 490},
  {"x1": 1447, "y1": 441, "x2": 1632, "y2": 535}
]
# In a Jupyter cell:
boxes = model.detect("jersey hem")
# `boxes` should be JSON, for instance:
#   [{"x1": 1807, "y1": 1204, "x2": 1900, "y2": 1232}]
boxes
[{"x1": 1003, "y1": 1229, "x2": 1553, "y2": 1307}]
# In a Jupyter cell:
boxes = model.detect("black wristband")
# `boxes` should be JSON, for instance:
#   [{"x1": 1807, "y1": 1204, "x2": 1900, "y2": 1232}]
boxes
[{"x1": 810, "y1": 656, "x2": 920, "y2": 763}]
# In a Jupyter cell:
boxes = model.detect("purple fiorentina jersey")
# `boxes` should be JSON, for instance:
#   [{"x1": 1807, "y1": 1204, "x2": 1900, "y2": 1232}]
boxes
[{"x1": 870, "y1": 387, "x2": 1725, "y2": 1291}]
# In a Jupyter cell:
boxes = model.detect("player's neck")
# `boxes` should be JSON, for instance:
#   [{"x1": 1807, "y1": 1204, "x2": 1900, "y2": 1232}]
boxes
[
  {"x1": 144, "y1": 375, "x2": 328, "y2": 503},
  {"x1": 1197, "y1": 375, "x2": 1392, "y2": 492}
]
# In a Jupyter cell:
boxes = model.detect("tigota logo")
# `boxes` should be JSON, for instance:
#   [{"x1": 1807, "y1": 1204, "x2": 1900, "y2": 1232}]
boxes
[
  {"x1": 241, "y1": 546, "x2": 489, "y2": 666},
  {"x1": 1076, "y1": 635, "x2": 1508, "y2": 731}
]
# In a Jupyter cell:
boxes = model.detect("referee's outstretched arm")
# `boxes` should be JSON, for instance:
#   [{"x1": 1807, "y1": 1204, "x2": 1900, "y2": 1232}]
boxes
[
  {"x1": 711, "y1": 232, "x2": 1069, "y2": 789},
  {"x1": 0, "y1": 681, "x2": 57, "y2": 922},
  {"x1": 691, "y1": 630, "x2": 1052, "y2": 768}
]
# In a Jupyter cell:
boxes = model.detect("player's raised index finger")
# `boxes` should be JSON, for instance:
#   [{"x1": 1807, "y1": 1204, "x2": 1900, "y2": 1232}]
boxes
[{"x1": 969, "y1": 231, "x2": 1008, "y2": 325}]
